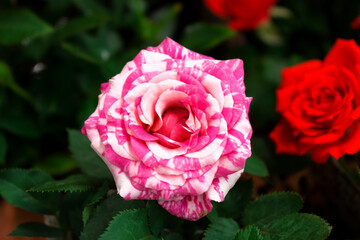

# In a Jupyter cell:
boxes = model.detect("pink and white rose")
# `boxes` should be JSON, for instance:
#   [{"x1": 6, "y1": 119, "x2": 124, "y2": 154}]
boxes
[{"x1": 82, "y1": 37, "x2": 252, "y2": 221}]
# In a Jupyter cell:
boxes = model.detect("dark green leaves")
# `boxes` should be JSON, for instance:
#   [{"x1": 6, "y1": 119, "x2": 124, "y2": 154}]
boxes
[
  {"x1": 62, "y1": 42, "x2": 101, "y2": 64},
  {"x1": 260, "y1": 214, "x2": 332, "y2": 240},
  {"x1": 99, "y1": 209, "x2": 154, "y2": 240},
  {"x1": 62, "y1": 28, "x2": 123, "y2": 64},
  {"x1": 28, "y1": 174, "x2": 99, "y2": 192},
  {"x1": 0, "y1": 116, "x2": 40, "y2": 138},
  {"x1": 73, "y1": 0, "x2": 110, "y2": 16},
  {"x1": 82, "y1": 182, "x2": 109, "y2": 225},
  {"x1": 34, "y1": 155, "x2": 77, "y2": 176},
  {"x1": 0, "y1": 169, "x2": 58, "y2": 214},
  {"x1": 241, "y1": 192, "x2": 331, "y2": 240},
  {"x1": 242, "y1": 192, "x2": 303, "y2": 227},
  {"x1": 244, "y1": 155, "x2": 269, "y2": 177},
  {"x1": 203, "y1": 218, "x2": 239, "y2": 240},
  {"x1": 52, "y1": 14, "x2": 109, "y2": 42},
  {"x1": 235, "y1": 225, "x2": 263, "y2": 240},
  {"x1": 181, "y1": 23, "x2": 235, "y2": 52},
  {"x1": 9, "y1": 222, "x2": 62, "y2": 238},
  {"x1": 147, "y1": 201, "x2": 183, "y2": 237},
  {"x1": 0, "y1": 61, "x2": 14, "y2": 86},
  {"x1": 204, "y1": 192, "x2": 331, "y2": 240},
  {"x1": 208, "y1": 179, "x2": 253, "y2": 221},
  {"x1": 68, "y1": 129, "x2": 111, "y2": 179},
  {"x1": 0, "y1": 61, "x2": 34, "y2": 103},
  {"x1": 0, "y1": 132, "x2": 6, "y2": 165},
  {"x1": 0, "y1": 9, "x2": 53, "y2": 45},
  {"x1": 80, "y1": 194, "x2": 146, "y2": 240}
]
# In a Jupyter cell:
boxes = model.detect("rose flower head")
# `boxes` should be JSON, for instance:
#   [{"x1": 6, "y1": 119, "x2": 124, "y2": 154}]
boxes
[
  {"x1": 270, "y1": 39, "x2": 360, "y2": 163},
  {"x1": 204, "y1": 0, "x2": 278, "y2": 30},
  {"x1": 82, "y1": 37, "x2": 252, "y2": 221}
]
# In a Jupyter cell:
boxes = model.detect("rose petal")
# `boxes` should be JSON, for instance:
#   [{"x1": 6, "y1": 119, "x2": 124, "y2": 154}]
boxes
[
  {"x1": 147, "y1": 37, "x2": 213, "y2": 60},
  {"x1": 324, "y1": 39, "x2": 360, "y2": 73}
]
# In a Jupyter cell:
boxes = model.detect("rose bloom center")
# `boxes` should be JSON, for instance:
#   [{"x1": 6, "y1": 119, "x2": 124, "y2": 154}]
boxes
[{"x1": 148, "y1": 105, "x2": 193, "y2": 148}]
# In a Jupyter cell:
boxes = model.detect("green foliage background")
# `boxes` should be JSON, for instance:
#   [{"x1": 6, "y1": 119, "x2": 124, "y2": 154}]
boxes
[{"x1": 0, "y1": 0, "x2": 359, "y2": 239}]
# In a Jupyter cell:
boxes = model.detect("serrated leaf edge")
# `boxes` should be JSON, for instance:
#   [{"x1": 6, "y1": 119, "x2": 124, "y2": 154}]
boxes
[
  {"x1": 235, "y1": 225, "x2": 264, "y2": 240},
  {"x1": 259, "y1": 213, "x2": 332, "y2": 240},
  {"x1": 242, "y1": 191, "x2": 304, "y2": 228},
  {"x1": 244, "y1": 191, "x2": 304, "y2": 214},
  {"x1": 294, "y1": 213, "x2": 332, "y2": 240},
  {"x1": 27, "y1": 185, "x2": 95, "y2": 193},
  {"x1": 203, "y1": 217, "x2": 240, "y2": 240},
  {"x1": 98, "y1": 208, "x2": 149, "y2": 240}
]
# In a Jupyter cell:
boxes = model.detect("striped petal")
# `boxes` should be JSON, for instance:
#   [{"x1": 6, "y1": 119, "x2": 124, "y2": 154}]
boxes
[{"x1": 82, "y1": 37, "x2": 252, "y2": 221}]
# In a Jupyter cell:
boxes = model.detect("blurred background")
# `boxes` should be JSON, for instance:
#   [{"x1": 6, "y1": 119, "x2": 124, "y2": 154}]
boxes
[{"x1": 0, "y1": 0, "x2": 360, "y2": 239}]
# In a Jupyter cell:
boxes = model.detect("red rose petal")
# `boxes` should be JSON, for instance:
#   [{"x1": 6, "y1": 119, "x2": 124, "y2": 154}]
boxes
[
  {"x1": 280, "y1": 60, "x2": 322, "y2": 88},
  {"x1": 204, "y1": 0, "x2": 228, "y2": 18},
  {"x1": 324, "y1": 39, "x2": 360, "y2": 73},
  {"x1": 204, "y1": 0, "x2": 277, "y2": 30},
  {"x1": 312, "y1": 120, "x2": 360, "y2": 163},
  {"x1": 269, "y1": 119, "x2": 312, "y2": 155}
]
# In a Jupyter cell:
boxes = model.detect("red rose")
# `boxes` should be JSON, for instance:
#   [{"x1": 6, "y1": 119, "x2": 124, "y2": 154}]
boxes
[
  {"x1": 204, "y1": 0, "x2": 277, "y2": 30},
  {"x1": 270, "y1": 39, "x2": 360, "y2": 163}
]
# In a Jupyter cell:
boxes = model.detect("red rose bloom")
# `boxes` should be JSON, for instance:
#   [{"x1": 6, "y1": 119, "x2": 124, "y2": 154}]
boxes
[
  {"x1": 204, "y1": 0, "x2": 277, "y2": 30},
  {"x1": 270, "y1": 39, "x2": 360, "y2": 163}
]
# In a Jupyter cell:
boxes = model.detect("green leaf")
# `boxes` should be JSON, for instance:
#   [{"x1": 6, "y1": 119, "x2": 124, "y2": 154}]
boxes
[
  {"x1": 260, "y1": 213, "x2": 332, "y2": 240},
  {"x1": 82, "y1": 181, "x2": 109, "y2": 225},
  {"x1": 235, "y1": 226, "x2": 263, "y2": 240},
  {"x1": 80, "y1": 194, "x2": 146, "y2": 240},
  {"x1": 101, "y1": 49, "x2": 138, "y2": 78},
  {"x1": 68, "y1": 129, "x2": 111, "y2": 179},
  {"x1": 28, "y1": 174, "x2": 98, "y2": 192},
  {"x1": 81, "y1": 28, "x2": 122, "y2": 61},
  {"x1": 22, "y1": 37, "x2": 51, "y2": 60},
  {"x1": 181, "y1": 23, "x2": 235, "y2": 52},
  {"x1": 147, "y1": 201, "x2": 183, "y2": 237},
  {"x1": 208, "y1": 179, "x2": 252, "y2": 221},
  {"x1": 244, "y1": 155, "x2": 269, "y2": 177},
  {"x1": 0, "y1": 116, "x2": 40, "y2": 138},
  {"x1": 99, "y1": 209, "x2": 150, "y2": 240},
  {"x1": 128, "y1": 0, "x2": 147, "y2": 14},
  {"x1": 164, "y1": 232, "x2": 184, "y2": 240},
  {"x1": 58, "y1": 191, "x2": 97, "y2": 235},
  {"x1": 261, "y1": 56, "x2": 287, "y2": 85},
  {"x1": 72, "y1": 0, "x2": 110, "y2": 16},
  {"x1": 53, "y1": 14, "x2": 109, "y2": 42},
  {"x1": 62, "y1": 41, "x2": 101, "y2": 64},
  {"x1": 0, "y1": 61, "x2": 14, "y2": 86},
  {"x1": 150, "y1": 3, "x2": 182, "y2": 41},
  {"x1": 46, "y1": 0, "x2": 73, "y2": 14},
  {"x1": 203, "y1": 218, "x2": 239, "y2": 240},
  {"x1": 0, "y1": 169, "x2": 58, "y2": 214},
  {"x1": 0, "y1": 132, "x2": 7, "y2": 165},
  {"x1": 0, "y1": 61, "x2": 34, "y2": 103},
  {"x1": 0, "y1": 9, "x2": 53, "y2": 45},
  {"x1": 242, "y1": 192, "x2": 303, "y2": 228},
  {"x1": 147, "y1": 201, "x2": 167, "y2": 236},
  {"x1": 34, "y1": 154, "x2": 77, "y2": 175},
  {"x1": 8, "y1": 222, "x2": 62, "y2": 238},
  {"x1": 64, "y1": 27, "x2": 123, "y2": 65}
]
